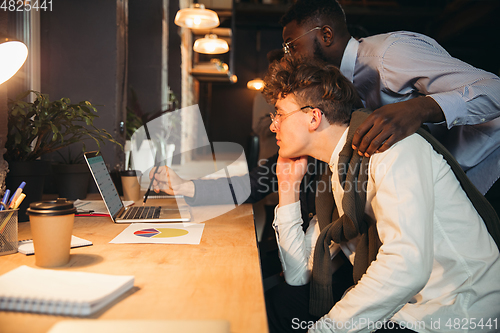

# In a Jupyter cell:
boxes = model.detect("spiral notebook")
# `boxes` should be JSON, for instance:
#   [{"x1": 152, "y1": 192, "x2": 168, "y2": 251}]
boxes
[
  {"x1": 18, "y1": 236, "x2": 93, "y2": 255},
  {"x1": 0, "y1": 265, "x2": 134, "y2": 316}
]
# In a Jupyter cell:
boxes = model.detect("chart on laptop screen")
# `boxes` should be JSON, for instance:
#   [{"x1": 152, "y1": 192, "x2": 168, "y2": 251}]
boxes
[{"x1": 87, "y1": 155, "x2": 122, "y2": 217}]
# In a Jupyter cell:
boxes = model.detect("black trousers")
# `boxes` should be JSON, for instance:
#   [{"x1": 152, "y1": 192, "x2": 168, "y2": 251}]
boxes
[
  {"x1": 265, "y1": 261, "x2": 416, "y2": 333},
  {"x1": 265, "y1": 261, "x2": 352, "y2": 333}
]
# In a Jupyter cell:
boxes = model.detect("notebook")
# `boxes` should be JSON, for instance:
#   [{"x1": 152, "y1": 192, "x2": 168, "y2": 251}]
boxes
[
  {"x1": 84, "y1": 151, "x2": 191, "y2": 223},
  {"x1": 18, "y1": 235, "x2": 92, "y2": 255},
  {"x1": 0, "y1": 265, "x2": 134, "y2": 316}
]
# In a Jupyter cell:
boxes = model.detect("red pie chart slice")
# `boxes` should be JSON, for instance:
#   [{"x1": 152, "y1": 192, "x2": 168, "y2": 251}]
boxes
[{"x1": 134, "y1": 228, "x2": 159, "y2": 238}]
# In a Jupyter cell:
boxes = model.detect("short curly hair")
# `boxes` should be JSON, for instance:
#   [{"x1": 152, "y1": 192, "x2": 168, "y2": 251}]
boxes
[
  {"x1": 280, "y1": 0, "x2": 347, "y2": 34},
  {"x1": 262, "y1": 57, "x2": 359, "y2": 126}
]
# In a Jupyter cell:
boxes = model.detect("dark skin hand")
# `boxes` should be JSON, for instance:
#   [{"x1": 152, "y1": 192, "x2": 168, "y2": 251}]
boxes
[{"x1": 352, "y1": 96, "x2": 445, "y2": 157}]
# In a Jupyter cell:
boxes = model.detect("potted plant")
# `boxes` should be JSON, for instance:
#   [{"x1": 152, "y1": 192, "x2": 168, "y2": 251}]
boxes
[
  {"x1": 50, "y1": 148, "x2": 91, "y2": 201},
  {"x1": 4, "y1": 90, "x2": 121, "y2": 220}
]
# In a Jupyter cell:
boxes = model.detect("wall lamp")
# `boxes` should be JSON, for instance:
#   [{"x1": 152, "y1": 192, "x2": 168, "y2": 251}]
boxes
[{"x1": 0, "y1": 34, "x2": 28, "y2": 85}]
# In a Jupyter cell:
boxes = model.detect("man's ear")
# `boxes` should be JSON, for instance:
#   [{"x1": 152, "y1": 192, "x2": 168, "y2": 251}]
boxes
[
  {"x1": 321, "y1": 25, "x2": 334, "y2": 46},
  {"x1": 309, "y1": 108, "x2": 323, "y2": 131}
]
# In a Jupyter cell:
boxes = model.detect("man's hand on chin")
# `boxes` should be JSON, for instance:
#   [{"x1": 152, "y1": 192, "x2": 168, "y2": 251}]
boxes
[{"x1": 276, "y1": 155, "x2": 308, "y2": 206}]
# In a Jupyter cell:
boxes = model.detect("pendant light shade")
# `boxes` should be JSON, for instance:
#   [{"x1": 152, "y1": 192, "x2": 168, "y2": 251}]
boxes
[
  {"x1": 247, "y1": 78, "x2": 264, "y2": 91},
  {"x1": 174, "y1": 4, "x2": 220, "y2": 29},
  {"x1": 193, "y1": 34, "x2": 229, "y2": 54},
  {"x1": 0, "y1": 36, "x2": 28, "y2": 85}
]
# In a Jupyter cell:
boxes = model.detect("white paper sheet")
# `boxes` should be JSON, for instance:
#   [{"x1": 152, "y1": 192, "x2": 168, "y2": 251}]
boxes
[{"x1": 109, "y1": 223, "x2": 204, "y2": 245}]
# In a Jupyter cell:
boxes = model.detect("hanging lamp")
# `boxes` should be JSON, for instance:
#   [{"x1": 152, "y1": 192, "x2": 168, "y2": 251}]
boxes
[
  {"x1": 193, "y1": 34, "x2": 229, "y2": 54},
  {"x1": 247, "y1": 78, "x2": 264, "y2": 91},
  {"x1": 0, "y1": 35, "x2": 28, "y2": 85},
  {"x1": 174, "y1": 4, "x2": 220, "y2": 29}
]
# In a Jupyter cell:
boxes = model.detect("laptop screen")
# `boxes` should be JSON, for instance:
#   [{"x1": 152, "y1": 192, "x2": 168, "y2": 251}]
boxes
[{"x1": 86, "y1": 154, "x2": 124, "y2": 218}]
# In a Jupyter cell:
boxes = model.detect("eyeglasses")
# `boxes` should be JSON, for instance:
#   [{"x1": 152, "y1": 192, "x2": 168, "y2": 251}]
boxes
[
  {"x1": 270, "y1": 106, "x2": 314, "y2": 130},
  {"x1": 282, "y1": 26, "x2": 321, "y2": 56}
]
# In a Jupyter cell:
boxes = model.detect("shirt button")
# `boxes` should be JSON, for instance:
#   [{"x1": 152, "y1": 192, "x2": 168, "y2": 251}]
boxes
[
  {"x1": 453, "y1": 120, "x2": 458, "y2": 125},
  {"x1": 481, "y1": 118, "x2": 486, "y2": 122},
  {"x1": 308, "y1": 213, "x2": 314, "y2": 218}
]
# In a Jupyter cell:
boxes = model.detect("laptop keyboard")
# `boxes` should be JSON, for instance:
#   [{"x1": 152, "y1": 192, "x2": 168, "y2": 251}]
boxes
[{"x1": 122, "y1": 206, "x2": 161, "y2": 220}]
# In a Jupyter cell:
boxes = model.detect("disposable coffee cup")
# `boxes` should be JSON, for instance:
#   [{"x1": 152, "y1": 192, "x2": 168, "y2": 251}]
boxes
[
  {"x1": 120, "y1": 170, "x2": 142, "y2": 201},
  {"x1": 26, "y1": 198, "x2": 77, "y2": 268}
]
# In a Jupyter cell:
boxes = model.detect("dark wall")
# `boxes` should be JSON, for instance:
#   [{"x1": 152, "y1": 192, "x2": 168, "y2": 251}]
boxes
[
  {"x1": 40, "y1": 0, "x2": 127, "y2": 170},
  {"x1": 128, "y1": 0, "x2": 163, "y2": 115},
  {"x1": 128, "y1": 0, "x2": 183, "y2": 114},
  {"x1": 168, "y1": 0, "x2": 182, "y2": 107},
  {"x1": 343, "y1": 3, "x2": 500, "y2": 76}
]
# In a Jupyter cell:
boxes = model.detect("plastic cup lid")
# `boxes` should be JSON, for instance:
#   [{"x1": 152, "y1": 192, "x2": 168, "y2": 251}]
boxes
[
  {"x1": 120, "y1": 170, "x2": 141, "y2": 177},
  {"x1": 26, "y1": 198, "x2": 77, "y2": 216}
]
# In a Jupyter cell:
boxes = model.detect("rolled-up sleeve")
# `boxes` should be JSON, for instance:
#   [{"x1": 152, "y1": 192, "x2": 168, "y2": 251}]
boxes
[{"x1": 379, "y1": 32, "x2": 500, "y2": 128}]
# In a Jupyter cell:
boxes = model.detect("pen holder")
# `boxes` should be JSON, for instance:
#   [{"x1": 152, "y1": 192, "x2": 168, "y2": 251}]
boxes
[{"x1": 0, "y1": 209, "x2": 18, "y2": 256}]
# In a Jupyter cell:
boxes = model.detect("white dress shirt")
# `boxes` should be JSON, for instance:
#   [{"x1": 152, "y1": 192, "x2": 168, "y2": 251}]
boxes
[
  {"x1": 273, "y1": 129, "x2": 500, "y2": 332},
  {"x1": 339, "y1": 32, "x2": 500, "y2": 194}
]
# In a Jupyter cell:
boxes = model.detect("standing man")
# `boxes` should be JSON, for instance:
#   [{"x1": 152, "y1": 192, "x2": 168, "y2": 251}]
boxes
[{"x1": 280, "y1": 0, "x2": 500, "y2": 214}]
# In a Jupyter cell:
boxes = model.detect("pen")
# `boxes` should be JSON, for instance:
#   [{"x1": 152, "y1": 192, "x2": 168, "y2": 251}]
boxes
[
  {"x1": 0, "y1": 211, "x2": 14, "y2": 233},
  {"x1": 13, "y1": 193, "x2": 26, "y2": 209},
  {"x1": 0, "y1": 189, "x2": 10, "y2": 211},
  {"x1": 8, "y1": 181, "x2": 26, "y2": 208},
  {"x1": 143, "y1": 166, "x2": 159, "y2": 205}
]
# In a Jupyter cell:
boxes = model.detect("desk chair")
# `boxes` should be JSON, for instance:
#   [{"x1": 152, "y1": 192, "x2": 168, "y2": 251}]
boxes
[{"x1": 246, "y1": 132, "x2": 260, "y2": 172}]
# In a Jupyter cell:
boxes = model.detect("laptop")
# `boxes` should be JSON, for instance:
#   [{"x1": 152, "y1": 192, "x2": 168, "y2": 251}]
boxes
[{"x1": 84, "y1": 151, "x2": 191, "y2": 223}]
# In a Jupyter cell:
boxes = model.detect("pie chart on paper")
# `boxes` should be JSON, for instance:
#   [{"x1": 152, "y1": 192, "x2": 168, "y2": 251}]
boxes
[
  {"x1": 110, "y1": 223, "x2": 204, "y2": 245},
  {"x1": 134, "y1": 228, "x2": 189, "y2": 238}
]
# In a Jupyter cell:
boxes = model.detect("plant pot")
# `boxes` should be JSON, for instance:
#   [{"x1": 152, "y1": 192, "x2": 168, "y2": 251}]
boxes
[
  {"x1": 5, "y1": 160, "x2": 51, "y2": 222},
  {"x1": 52, "y1": 163, "x2": 91, "y2": 200}
]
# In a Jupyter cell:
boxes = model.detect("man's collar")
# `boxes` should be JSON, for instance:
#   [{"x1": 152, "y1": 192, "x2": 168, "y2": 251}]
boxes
[
  {"x1": 339, "y1": 37, "x2": 359, "y2": 84},
  {"x1": 328, "y1": 127, "x2": 349, "y2": 170}
]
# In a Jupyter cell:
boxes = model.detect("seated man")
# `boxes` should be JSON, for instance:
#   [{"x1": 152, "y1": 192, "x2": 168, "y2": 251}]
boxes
[{"x1": 263, "y1": 56, "x2": 500, "y2": 332}]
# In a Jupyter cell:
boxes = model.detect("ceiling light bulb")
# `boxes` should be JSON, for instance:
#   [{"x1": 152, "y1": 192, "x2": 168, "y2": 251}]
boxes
[
  {"x1": 247, "y1": 78, "x2": 264, "y2": 91},
  {"x1": 174, "y1": 4, "x2": 219, "y2": 29},
  {"x1": 193, "y1": 34, "x2": 229, "y2": 54}
]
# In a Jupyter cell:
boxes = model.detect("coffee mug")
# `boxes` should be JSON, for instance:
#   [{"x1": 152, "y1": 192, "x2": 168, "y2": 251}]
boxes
[
  {"x1": 26, "y1": 198, "x2": 76, "y2": 267},
  {"x1": 120, "y1": 170, "x2": 142, "y2": 201}
]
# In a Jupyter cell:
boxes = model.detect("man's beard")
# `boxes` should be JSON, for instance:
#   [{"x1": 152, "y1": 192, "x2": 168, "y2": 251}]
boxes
[{"x1": 313, "y1": 38, "x2": 330, "y2": 63}]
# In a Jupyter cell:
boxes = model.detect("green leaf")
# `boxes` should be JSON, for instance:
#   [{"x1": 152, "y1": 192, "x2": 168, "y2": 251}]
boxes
[{"x1": 14, "y1": 90, "x2": 31, "y2": 100}]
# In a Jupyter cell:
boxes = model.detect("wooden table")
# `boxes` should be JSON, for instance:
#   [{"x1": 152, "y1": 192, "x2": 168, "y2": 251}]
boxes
[{"x1": 0, "y1": 200, "x2": 269, "y2": 333}]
